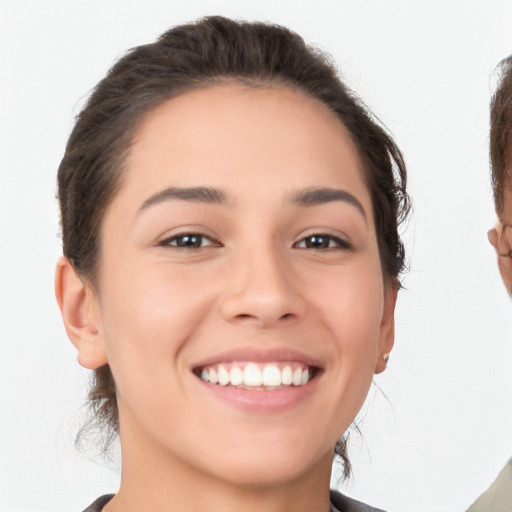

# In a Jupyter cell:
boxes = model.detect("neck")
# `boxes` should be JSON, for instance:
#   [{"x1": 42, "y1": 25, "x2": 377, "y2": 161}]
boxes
[{"x1": 104, "y1": 422, "x2": 333, "y2": 512}]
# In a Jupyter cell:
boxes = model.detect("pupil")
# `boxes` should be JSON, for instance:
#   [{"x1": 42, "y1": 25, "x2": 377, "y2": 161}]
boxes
[
  {"x1": 307, "y1": 236, "x2": 327, "y2": 248},
  {"x1": 178, "y1": 235, "x2": 200, "y2": 247}
]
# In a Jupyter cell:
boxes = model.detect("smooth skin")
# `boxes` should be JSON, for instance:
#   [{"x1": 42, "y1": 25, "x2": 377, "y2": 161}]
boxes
[{"x1": 56, "y1": 84, "x2": 396, "y2": 512}]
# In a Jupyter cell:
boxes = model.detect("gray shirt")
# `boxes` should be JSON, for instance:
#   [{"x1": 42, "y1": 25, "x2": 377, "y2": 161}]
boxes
[{"x1": 82, "y1": 490, "x2": 387, "y2": 512}]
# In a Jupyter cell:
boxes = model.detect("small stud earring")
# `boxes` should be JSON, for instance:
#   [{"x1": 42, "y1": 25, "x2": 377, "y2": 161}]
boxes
[{"x1": 383, "y1": 353, "x2": 390, "y2": 362}]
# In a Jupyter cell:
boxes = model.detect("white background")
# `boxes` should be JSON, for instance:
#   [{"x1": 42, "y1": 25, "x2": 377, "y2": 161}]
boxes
[{"x1": 1, "y1": 1, "x2": 512, "y2": 511}]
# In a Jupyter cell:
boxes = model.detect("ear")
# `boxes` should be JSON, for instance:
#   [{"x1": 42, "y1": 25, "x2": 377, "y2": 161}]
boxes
[
  {"x1": 488, "y1": 226, "x2": 512, "y2": 294},
  {"x1": 488, "y1": 226, "x2": 500, "y2": 252},
  {"x1": 55, "y1": 256, "x2": 108, "y2": 369},
  {"x1": 374, "y1": 284, "x2": 398, "y2": 374}
]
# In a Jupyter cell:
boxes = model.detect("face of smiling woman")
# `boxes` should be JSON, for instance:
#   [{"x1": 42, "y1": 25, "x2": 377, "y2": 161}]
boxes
[{"x1": 58, "y1": 84, "x2": 396, "y2": 504}]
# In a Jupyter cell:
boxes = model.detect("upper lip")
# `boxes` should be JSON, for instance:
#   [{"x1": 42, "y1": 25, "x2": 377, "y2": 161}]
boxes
[{"x1": 191, "y1": 346, "x2": 323, "y2": 370}]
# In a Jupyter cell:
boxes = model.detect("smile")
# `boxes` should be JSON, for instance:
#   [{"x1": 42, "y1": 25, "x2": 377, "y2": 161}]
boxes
[{"x1": 194, "y1": 362, "x2": 317, "y2": 390}]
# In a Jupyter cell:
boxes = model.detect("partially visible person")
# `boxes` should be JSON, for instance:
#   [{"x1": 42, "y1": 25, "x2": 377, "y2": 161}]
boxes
[
  {"x1": 488, "y1": 55, "x2": 512, "y2": 297},
  {"x1": 467, "y1": 55, "x2": 512, "y2": 512}
]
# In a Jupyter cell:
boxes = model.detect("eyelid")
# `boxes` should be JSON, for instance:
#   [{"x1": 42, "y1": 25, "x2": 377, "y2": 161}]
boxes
[
  {"x1": 157, "y1": 228, "x2": 222, "y2": 249},
  {"x1": 293, "y1": 231, "x2": 352, "y2": 250}
]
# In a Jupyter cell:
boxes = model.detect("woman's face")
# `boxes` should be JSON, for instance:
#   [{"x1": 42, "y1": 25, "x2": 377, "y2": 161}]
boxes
[{"x1": 87, "y1": 85, "x2": 395, "y2": 486}]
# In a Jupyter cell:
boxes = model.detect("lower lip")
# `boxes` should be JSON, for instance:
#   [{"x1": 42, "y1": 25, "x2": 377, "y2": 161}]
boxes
[{"x1": 196, "y1": 374, "x2": 320, "y2": 413}]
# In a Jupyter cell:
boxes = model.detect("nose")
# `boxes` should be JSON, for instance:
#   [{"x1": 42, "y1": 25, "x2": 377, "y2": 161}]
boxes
[{"x1": 219, "y1": 245, "x2": 306, "y2": 328}]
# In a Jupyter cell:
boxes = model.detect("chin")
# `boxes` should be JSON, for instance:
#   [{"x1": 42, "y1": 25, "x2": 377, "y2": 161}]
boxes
[
  {"x1": 209, "y1": 454, "x2": 326, "y2": 488},
  {"x1": 196, "y1": 432, "x2": 333, "y2": 488}
]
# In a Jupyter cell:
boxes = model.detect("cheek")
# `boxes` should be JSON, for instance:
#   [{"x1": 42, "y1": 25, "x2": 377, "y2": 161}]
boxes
[
  {"x1": 300, "y1": 265, "x2": 384, "y2": 441},
  {"x1": 498, "y1": 257, "x2": 512, "y2": 293},
  {"x1": 311, "y1": 264, "x2": 384, "y2": 344},
  {"x1": 97, "y1": 261, "x2": 217, "y2": 381},
  {"x1": 95, "y1": 263, "x2": 223, "y2": 435},
  {"x1": 309, "y1": 262, "x2": 384, "y2": 390}
]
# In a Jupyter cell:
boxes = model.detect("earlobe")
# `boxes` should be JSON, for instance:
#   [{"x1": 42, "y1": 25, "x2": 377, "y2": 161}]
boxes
[
  {"x1": 55, "y1": 256, "x2": 108, "y2": 369},
  {"x1": 374, "y1": 284, "x2": 397, "y2": 374}
]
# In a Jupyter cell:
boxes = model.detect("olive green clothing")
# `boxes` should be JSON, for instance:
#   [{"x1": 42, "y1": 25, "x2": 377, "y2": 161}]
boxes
[{"x1": 467, "y1": 458, "x2": 512, "y2": 512}]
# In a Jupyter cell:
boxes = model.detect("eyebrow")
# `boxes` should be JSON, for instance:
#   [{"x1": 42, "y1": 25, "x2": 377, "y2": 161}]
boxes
[
  {"x1": 291, "y1": 187, "x2": 367, "y2": 221},
  {"x1": 139, "y1": 186, "x2": 230, "y2": 211},
  {"x1": 138, "y1": 185, "x2": 366, "y2": 221}
]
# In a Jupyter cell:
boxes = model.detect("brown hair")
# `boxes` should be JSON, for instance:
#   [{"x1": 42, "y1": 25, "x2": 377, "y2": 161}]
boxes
[
  {"x1": 58, "y1": 15, "x2": 410, "y2": 478},
  {"x1": 490, "y1": 55, "x2": 512, "y2": 217}
]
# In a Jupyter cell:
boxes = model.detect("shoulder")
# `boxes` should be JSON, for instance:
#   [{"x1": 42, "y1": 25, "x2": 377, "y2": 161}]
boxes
[
  {"x1": 330, "y1": 490, "x2": 387, "y2": 512},
  {"x1": 466, "y1": 458, "x2": 512, "y2": 512},
  {"x1": 81, "y1": 494, "x2": 114, "y2": 512}
]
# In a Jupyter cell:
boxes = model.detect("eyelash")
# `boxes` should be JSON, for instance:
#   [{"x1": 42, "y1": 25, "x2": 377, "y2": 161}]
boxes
[
  {"x1": 293, "y1": 234, "x2": 351, "y2": 250},
  {"x1": 159, "y1": 233, "x2": 220, "y2": 249},
  {"x1": 159, "y1": 232, "x2": 351, "y2": 251}
]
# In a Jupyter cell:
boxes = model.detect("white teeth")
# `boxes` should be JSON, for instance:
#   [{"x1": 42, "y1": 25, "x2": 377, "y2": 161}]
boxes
[
  {"x1": 292, "y1": 367, "x2": 302, "y2": 386},
  {"x1": 230, "y1": 366, "x2": 243, "y2": 386},
  {"x1": 244, "y1": 363, "x2": 263, "y2": 386},
  {"x1": 262, "y1": 365, "x2": 281, "y2": 386},
  {"x1": 208, "y1": 368, "x2": 218, "y2": 384},
  {"x1": 218, "y1": 365, "x2": 230, "y2": 386},
  {"x1": 198, "y1": 362, "x2": 315, "y2": 389},
  {"x1": 281, "y1": 365, "x2": 293, "y2": 385}
]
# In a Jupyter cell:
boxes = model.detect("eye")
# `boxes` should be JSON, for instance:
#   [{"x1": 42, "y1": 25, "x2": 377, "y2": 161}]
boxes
[
  {"x1": 294, "y1": 234, "x2": 351, "y2": 250},
  {"x1": 160, "y1": 233, "x2": 219, "y2": 249}
]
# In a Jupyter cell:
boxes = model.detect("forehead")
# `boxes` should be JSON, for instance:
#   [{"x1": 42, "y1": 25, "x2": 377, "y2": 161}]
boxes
[{"x1": 120, "y1": 84, "x2": 371, "y2": 211}]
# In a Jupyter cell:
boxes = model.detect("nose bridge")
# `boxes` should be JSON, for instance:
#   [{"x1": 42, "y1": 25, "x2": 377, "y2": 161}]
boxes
[{"x1": 221, "y1": 239, "x2": 304, "y2": 326}]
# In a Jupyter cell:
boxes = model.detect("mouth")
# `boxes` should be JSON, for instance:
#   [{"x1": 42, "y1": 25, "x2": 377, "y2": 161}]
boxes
[{"x1": 193, "y1": 361, "x2": 319, "y2": 391}]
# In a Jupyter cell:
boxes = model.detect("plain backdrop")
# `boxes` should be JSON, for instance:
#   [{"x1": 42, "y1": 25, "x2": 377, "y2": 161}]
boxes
[{"x1": 1, "y1": 1, "x2": 512, "y2": 511}]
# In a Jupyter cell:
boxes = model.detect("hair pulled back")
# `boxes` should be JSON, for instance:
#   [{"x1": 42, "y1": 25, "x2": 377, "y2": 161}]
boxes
[{"x1": 58, "y1": 15, "x2": 410, "y2": 478}]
